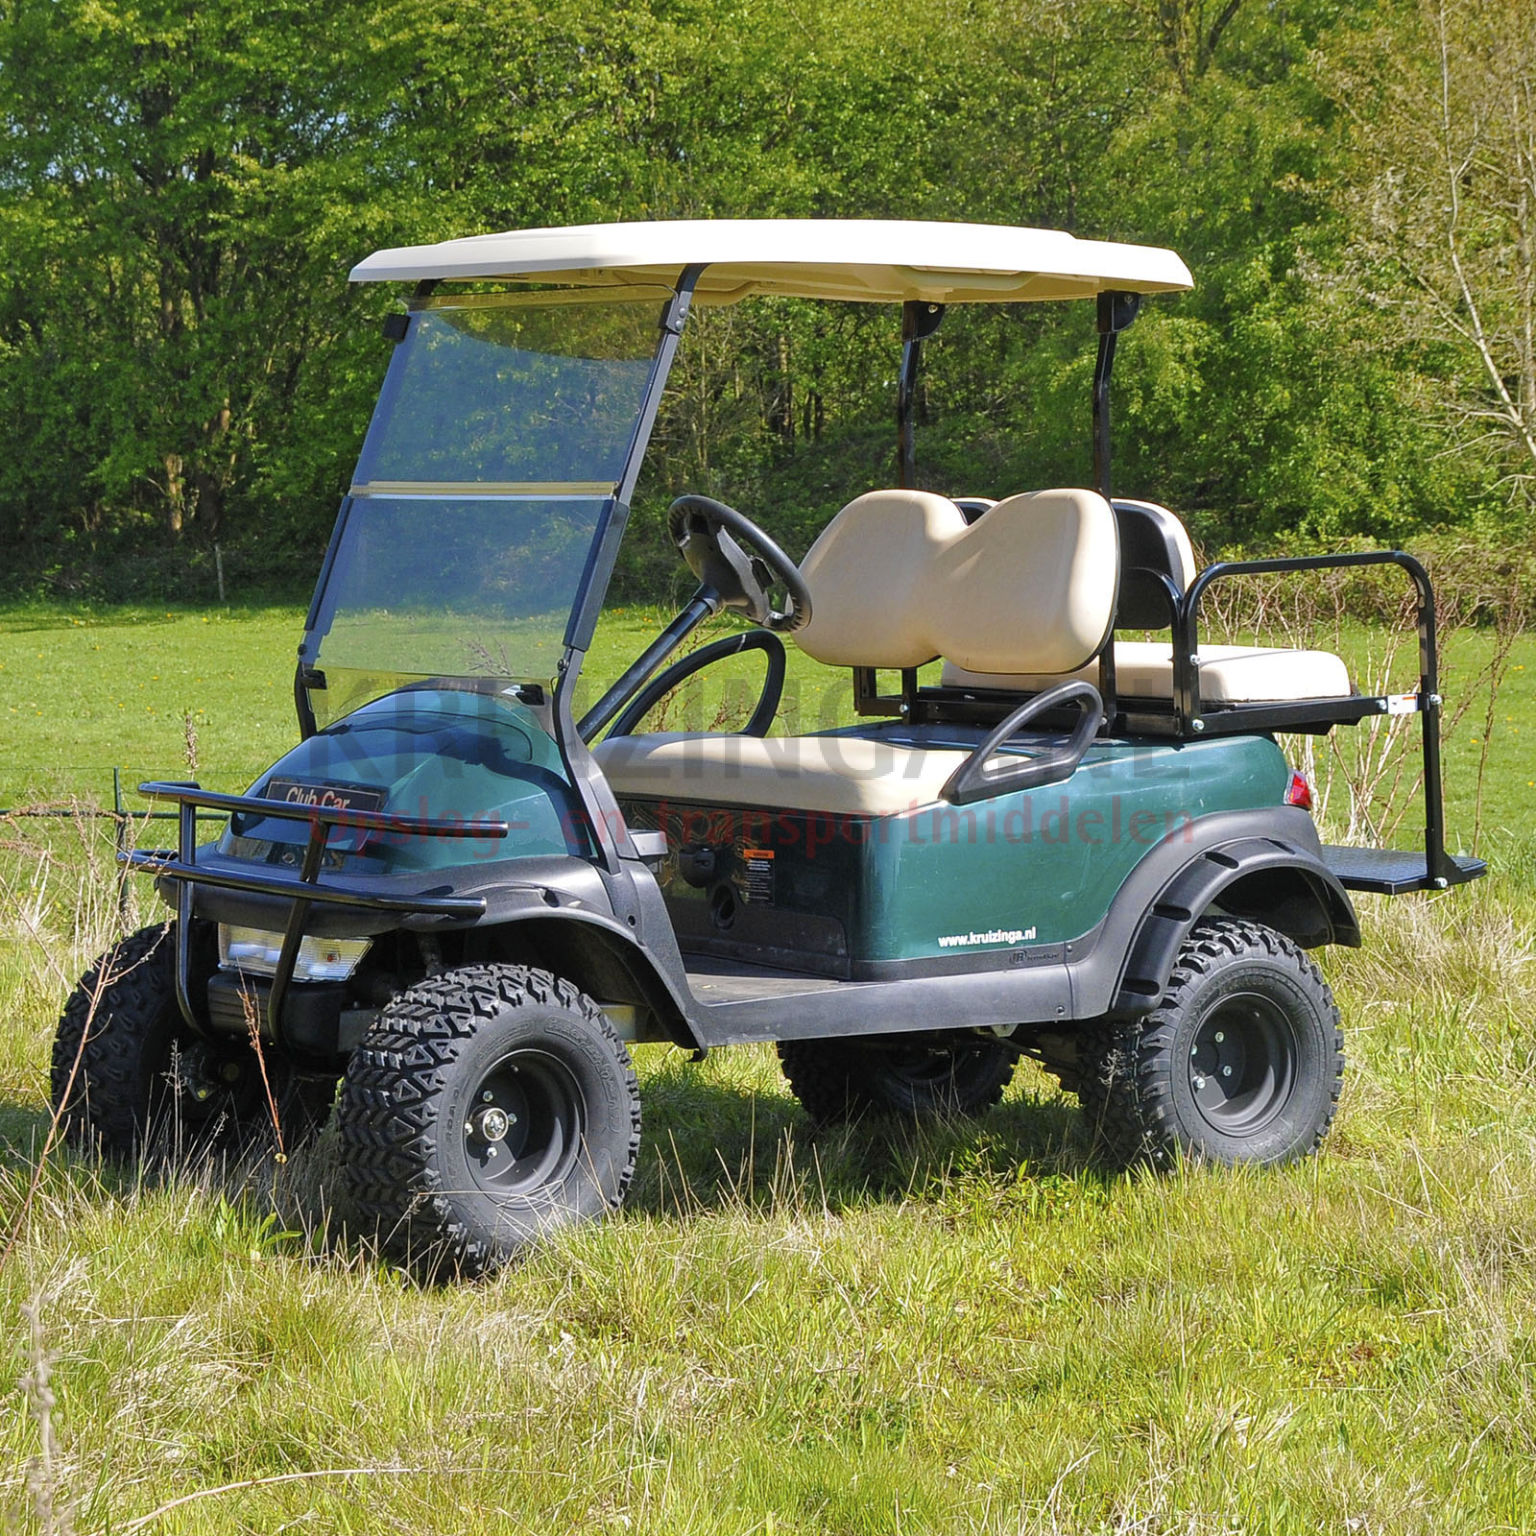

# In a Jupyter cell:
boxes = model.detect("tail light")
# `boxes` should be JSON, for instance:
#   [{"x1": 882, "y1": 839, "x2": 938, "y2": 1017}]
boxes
[{"x1": 1283, "y1": 770, "x2": 1313, "y2": 810}]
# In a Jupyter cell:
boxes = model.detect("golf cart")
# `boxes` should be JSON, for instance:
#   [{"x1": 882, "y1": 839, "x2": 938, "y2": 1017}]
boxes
[{"x1": 54, "y1": 220, "x2": 1485, "y2": 1273}]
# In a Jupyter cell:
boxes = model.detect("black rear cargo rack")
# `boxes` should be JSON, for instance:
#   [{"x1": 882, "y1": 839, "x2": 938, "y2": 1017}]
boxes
[
  {"x1": 1177, "y1": 552, "x2": 1482, "y2": 895},
  {"x1": 913, "y1": 545, "x2": 1486, "y2": 898}
]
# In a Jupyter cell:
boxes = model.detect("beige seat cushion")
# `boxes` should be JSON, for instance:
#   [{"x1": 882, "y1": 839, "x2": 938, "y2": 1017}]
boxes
[
  {"x1": 942, "y1": 640, "x2": 1353, "y2": 704},
  {"x1": 794, "y1": 487, "x2": 1118, "y2": 676},
  {"x1": 594, "y1": 732, "x2": 970, "y2": 814}
]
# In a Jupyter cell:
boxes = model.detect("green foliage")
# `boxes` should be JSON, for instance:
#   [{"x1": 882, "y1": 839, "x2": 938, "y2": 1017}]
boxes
[
  {"x1": 0, "y1": 0, "x2": 1518, "y2": 601},
  {"x1": 0, "y1": 1, "x2": 392, "y2": 559}
]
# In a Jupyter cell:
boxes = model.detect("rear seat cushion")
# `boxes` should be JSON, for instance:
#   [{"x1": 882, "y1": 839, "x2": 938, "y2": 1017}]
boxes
[
  {"x1": 942, "y1": 640, "x2": 1353, "y2": 704},
  {"x1": 593, "y1": 732, "x2": 971, "y2": 814}
]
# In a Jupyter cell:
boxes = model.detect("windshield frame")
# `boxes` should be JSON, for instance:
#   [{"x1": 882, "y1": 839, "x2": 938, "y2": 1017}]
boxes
[
  {"x1": 295, "y1": 267, "x2": 704, "y2": 875},
  {"x1": 298, "y1": 271, "x2": 702, "y2": 717}
]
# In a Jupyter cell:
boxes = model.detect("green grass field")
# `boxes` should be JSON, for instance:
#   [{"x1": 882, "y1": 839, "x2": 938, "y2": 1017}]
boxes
[
  {"x1": 1, "y1": 597, "x2": 1528, "y2": 834},
  {"x1": 2, "y1": 602, "x2": 1534, "y2": 1533}
]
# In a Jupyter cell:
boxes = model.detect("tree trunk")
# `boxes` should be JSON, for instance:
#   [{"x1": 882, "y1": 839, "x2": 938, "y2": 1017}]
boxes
[{"x1": 164, "y1": 453, "x2": 185, "y2": 538}]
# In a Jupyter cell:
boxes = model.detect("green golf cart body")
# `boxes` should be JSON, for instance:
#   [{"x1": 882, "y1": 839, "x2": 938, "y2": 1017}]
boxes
[{"x1": 54, "y1": 220, "x2": 1484, "y2": 1273}]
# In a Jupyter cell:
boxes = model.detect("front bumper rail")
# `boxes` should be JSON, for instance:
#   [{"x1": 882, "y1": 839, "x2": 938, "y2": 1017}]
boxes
[{"x1": 122, "y1": 781, "x2": 510, "y2": 1046}]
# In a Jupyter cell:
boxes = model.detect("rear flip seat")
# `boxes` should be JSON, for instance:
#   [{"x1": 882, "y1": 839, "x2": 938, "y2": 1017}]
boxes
[
  {"x1": 942, "y1": 641, "x2": 1352, "y2": 703},
  {"x1": 943, "y1": 498, "x2": 1351, "y2": 704}
]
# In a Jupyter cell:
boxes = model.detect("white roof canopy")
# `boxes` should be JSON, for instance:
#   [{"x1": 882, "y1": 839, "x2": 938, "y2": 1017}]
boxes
[{"x1": 349, "y1": 219, "x2": 1193, "y2": 305}]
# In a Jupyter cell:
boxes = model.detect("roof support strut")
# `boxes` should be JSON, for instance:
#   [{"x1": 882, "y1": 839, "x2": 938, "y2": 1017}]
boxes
[
  {"x1": 1092, "y1": 289, "x2": 1142, "y2": 735},
  {"x1": 1092, "y1": 290, "x2": 1141, "y2": 502},
  {"x1": 897, "y1": 301, "x2": 945, "y2": 488}
]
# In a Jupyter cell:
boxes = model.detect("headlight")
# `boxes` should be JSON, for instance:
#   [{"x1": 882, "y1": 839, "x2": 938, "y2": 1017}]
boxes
[{"x1": 218, "y1": 925, "x2": 371, "y2": 983}]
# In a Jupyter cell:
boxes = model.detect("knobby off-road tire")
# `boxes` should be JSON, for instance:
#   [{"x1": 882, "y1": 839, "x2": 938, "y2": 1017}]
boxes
[
  {"x1": 1078, "y1": 917, "x2": 1344, "y2": 1169},
  {"x1": 336, "y1": 965, "x2": 640, "y2": 1277},
  {"x1": 52, "y1": 922, "x2": 319, "y2": 1161},
  {"x1": 777, "y1": 1036, "x2": 1015, "y2": 1127}
]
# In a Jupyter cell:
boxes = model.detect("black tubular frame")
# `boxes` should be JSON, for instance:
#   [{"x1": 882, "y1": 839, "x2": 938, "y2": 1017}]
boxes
[
  {"x1": 907, "y1": 545, "x2": 1477, "y2": 891},
  {"x1": 1174, "y1": 548, "x2": 1455, "y2": 884},
  {"x1": 125, "y1": 782, "x2": 509, "y2": 1042},
  {"x1": 897, "y1": 301, "x2": 945, "y2": 488},
  {"x1": 1091, "y1": 291, "x2": 1142, "y2": 504},
  {"x1": 1090, "y1": 292, "x2": 1142, "y2": 722}
]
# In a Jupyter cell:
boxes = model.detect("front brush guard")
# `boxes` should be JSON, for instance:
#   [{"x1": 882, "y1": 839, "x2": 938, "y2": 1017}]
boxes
[{"x1": 123, "y1": 782, "x2": 509, "y2": 1044}]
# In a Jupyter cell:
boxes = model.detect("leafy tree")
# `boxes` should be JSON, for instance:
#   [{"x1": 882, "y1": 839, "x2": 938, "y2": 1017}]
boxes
[
  {"x1": 0, "y1": 0, "x2": 1520, "y2": 596},
  {"x1": 0, "y1": 0, "x2": 483, "y2": 577},
  {"x1": 1328, "y1": 0, "x2": 1536, "y2": 521}
]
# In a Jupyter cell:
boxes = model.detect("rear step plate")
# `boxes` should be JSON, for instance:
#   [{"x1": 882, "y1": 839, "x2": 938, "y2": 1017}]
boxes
[{"x1": 1322, "y1": 845, "x2": 1487, "y2": 894}]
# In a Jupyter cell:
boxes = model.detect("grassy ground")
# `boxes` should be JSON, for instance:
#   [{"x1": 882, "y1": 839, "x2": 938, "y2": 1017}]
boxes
[{"x1": 2, "y1": 603, "x2": 1534, "y2": 1533}]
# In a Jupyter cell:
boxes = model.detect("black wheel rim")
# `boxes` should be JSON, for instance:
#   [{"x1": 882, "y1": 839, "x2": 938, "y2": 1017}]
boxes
[
  {"x1": 463, "y1": 1050, "x2": 585, "y2": 1197},
  {"x1": 1186, "y1": 991, "x2": 1298, "y2": 1137},
  {"x1": 880, "y1": 1046, "x2": 965, "y2": 1090}
]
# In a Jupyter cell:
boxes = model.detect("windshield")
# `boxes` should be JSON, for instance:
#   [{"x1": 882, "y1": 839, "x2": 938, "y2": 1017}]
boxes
[{"x1": 305, "y1": 289, "x2": 671, "y2": 725}]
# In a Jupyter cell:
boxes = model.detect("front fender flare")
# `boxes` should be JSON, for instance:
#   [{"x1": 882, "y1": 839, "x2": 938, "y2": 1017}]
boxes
[{"x1": 468, "y1": 906, "x2": 701, "y2": 1050}]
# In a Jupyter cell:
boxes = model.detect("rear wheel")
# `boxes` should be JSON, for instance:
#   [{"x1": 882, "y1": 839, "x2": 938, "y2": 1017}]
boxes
[
  {"x1": 336, "y1": 964, "x2": 640, "y2": 1276},
  {"x1": 52, "y1": 922, "x2": 312, "y2": 1160},
  {"x1": 777, "y1": 1036, "x2": 1015, "y2": 1126},
  {"x1": 1078, "y1": 918, "x2": 1343, "y2": 1168}
]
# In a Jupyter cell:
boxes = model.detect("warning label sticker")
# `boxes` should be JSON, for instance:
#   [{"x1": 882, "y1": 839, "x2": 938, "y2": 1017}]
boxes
[{"x1": 742, "y1": 848, "x2": 775, "y2": 904}]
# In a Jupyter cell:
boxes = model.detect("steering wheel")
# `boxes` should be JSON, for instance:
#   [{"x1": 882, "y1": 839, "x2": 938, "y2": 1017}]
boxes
[{"x1": 667, "y1": 495, "x2": 812, "y2": 633}]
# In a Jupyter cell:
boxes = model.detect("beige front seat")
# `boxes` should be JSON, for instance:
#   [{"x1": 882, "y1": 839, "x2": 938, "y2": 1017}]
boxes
[
  {"x1": 591, "y1": 731, "x2": 971, "y2": 815},
  {"x1": 793, "y1": 487, "x2": 1117, "y2": 676},
  {"x1": 594, "y1": 487, "x2": 1119, "y2": 811}
]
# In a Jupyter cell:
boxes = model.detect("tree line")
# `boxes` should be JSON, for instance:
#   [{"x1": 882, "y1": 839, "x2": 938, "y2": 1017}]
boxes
[{"x1": 0, "y1": 0, "x2": 1530, "y2": 600}]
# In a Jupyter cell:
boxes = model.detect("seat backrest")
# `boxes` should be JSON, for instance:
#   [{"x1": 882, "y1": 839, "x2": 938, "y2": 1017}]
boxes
[
  {"x1": 791, "y1": 489, "x2": 966, "y2": 668},
  {"x1": 1112, "y1": 499, "x2": 1196, "y2": 628},
  {"x1": 795, "y1": 487, "x2": 1118, "y2": 676}
]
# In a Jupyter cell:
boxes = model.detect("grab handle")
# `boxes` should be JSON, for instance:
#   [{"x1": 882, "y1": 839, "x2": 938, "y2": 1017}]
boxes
[{"x1": 940, "y1": 681, "x2": 1104, "y2": 806}]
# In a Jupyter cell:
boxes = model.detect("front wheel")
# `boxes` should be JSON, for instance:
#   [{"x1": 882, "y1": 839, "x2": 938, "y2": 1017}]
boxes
[
  {"x1": 1078, "y1": 917, "x2": 1344, "y2": 1168},
  {"x1": 336, "y1": 965, "x2": 640, "y2": 1276},
  {"x1": 778, "y1": 1036, "x2": 1015, "y2": 1126}
]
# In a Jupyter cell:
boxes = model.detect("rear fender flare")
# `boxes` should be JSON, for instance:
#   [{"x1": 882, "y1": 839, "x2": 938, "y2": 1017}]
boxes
[{"x1": 1110, "y1": 838, "x2": 1359, "y2": 1015}]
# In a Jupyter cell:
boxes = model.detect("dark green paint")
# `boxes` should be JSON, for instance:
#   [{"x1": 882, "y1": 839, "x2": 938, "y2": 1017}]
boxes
[
  {"x1": 218, "y1": 689, "x2": 590, "y2": 873},
  {"x1": 623, "y1": 730, "x2": 1292, "y2": 972}
]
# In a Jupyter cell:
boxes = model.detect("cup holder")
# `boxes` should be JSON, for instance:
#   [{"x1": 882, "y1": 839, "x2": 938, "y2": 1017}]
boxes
[{"x1": 709, "y1": 884, "x2": 738, "y2": 931}]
